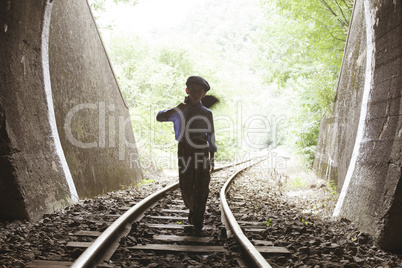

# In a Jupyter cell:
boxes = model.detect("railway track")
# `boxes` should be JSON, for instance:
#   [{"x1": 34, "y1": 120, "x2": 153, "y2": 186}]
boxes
[{"x1": 26, "y1": 154, "x2": 290, "y2": 268}]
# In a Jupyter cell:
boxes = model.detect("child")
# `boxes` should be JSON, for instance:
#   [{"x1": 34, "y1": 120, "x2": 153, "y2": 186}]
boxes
[{"x1": 156, "y1": 76, "x2": 217, "y2": 232}]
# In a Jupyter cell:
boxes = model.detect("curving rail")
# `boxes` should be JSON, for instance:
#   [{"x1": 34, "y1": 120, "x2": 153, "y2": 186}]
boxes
[
  {"x1": 71, "y1": 154, "x2": 269, "y2": 268},
  {"x1": 220, "y1": 157, "x2": 272, "y2": 268}
]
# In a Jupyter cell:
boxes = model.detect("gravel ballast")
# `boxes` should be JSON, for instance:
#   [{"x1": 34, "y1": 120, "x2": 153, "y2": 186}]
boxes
[
  {"x1": 1, "y1": 151, "x2": 401, "y2": 267},
  {"x1": 227, "y1": 152, "x2": 402, "y2": 267}
]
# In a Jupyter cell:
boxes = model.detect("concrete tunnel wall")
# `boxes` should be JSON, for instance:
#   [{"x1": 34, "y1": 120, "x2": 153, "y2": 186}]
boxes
[
  {"x1": 0, "y1": 0, "x2": 75, "y2": 220},
  {"x1": 314, "y1": 0, "x2": 402, "y2": 251},
  {"x1": 49, "y1": 0, "x2": 143, "y2": 198},
  {"x1": 0, "y1": 0, "x2": 143, "y2": 221}
]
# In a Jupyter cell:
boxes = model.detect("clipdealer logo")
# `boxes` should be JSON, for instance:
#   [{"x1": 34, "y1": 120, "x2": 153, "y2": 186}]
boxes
[
  {"x1": 64, "y1": 101, "x2": 288, "y2": 165},
  {"x1": 64, "y1": 102, "x2": 136, "y2": 160}
]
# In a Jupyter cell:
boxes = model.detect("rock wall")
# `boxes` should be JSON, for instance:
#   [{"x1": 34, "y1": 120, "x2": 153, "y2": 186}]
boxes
[
  {"x1": 314, "y1": 0, "x2": 402, "y2": 251},
  {"x1": 49, "y1": 0, "x2": 143, "y2": 198}
]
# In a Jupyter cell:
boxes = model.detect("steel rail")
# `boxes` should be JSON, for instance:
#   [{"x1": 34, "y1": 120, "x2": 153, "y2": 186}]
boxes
[
  {"x1": 71, "y1": 154, "x2": 265, "y2": 268},
  {"x1": 220, "y1": 157, "x2": 272, "y2": 268},
  {"x1": 71, "y1": 182, "x2": 179, "y2": 268},
  {"x1": 214, "y1": 154, "x2": 266, "y2": 172}
]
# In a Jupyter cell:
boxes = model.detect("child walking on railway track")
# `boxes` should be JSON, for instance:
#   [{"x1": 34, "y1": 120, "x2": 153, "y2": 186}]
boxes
[{"x1": 156, "y1": 76, "x2": 217, "y2": 233}]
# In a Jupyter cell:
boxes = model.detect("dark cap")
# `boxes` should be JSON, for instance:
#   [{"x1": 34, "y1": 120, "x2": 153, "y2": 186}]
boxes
[{"x1": 186, "y1": 76, "x2": 210, "y2": 91}]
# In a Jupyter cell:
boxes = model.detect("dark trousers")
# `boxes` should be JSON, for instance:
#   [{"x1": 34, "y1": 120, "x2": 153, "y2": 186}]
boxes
[{"x1": 178, "y1": 141, "x2": 211, "y2": 230}]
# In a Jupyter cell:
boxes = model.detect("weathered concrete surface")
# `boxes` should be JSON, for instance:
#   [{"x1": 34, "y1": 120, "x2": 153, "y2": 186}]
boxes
[
  {"x1": 49, "y1": 0, "x2": 143, "y2": 198},
  {"x1": 0, "y1": 1, "x2": 76, "y2": 220},
  {"x1": 0, "y1": 0, "x2": 143, "y2": 221},
  {"x1": 314, "y1": 0, "x2": 367, "y2": 188},
  {"x1": 314, "y1": 0, "x2": 402, "y2": 251}
]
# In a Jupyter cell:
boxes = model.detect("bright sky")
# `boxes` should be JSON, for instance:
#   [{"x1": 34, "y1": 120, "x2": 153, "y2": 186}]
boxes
[{"x1": 106, "y1": 0, "x2": 202, "y2": 34}]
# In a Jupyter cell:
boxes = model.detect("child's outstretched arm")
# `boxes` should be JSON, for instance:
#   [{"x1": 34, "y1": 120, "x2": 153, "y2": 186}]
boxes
[{"x1": 156, "y1": 103, "x2": 187, "y2": 122}]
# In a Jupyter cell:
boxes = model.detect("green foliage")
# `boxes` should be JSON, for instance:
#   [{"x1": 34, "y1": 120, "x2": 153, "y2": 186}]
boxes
[
  {"x1": 88, "y1": 0, "x2": 138, "y2": 30},
  {"x1": 106, "y1": 34, "x2": 204, "y2": 167},
  {"x1": 288, "y1": 177, "x2": 308, "y2": 189},
  {"x1": 94, "y1": 0, "x2": 267, "y2": 167},
  {"x1": 89, "y1": 0, "x2": 138, "y2": 12},
  {"x1": 90, "y1": 0, "x2": 352, "y2": 169},
  {"x1": 328, "y1": 179, "x2": 337, "y2": 195},
  {"x1": 136, "y1": 178, "x2": 155, "y2": 187},
  {"x1": 286, "y1": 67, "x2": 337, "y2": 165},
  {"x1": 256, "y1": 0, "x2": 352, "y2": 165},
  {"x1": 266, "y1": 0, "x2": 352, "y2": 67},
  {"x1": 108, "y1": 35, "x2": 191, "y2": 109}
]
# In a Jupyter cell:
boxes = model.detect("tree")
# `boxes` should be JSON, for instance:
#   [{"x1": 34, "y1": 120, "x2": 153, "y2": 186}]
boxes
[
  {"x1": 88, "y1": 0, "x2": 138, "y2": 30},
  {"x1": 256, "y1": 0, "x2": 353, "y2": 165}
]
